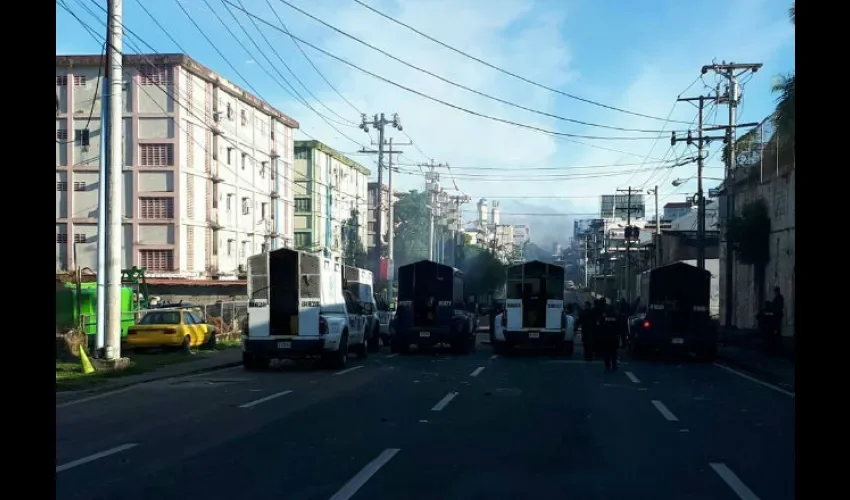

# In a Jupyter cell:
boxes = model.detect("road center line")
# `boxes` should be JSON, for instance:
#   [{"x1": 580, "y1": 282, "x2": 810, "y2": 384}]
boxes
[
  {"x1": 431, "y1": 392, "x2": 458, "y2": 411},
  {"x1": 470, "y1": 366, "x2": 486, "y2": 377},
  {"x1": 334, "y1": 365, "x2": 364, "y2": 376},
  {"x1": 56, "y1": 443, "x2": 138, "y2": 473},
  {"x1": 238, "y1": 390, "x2": 293, "y2": 409},
  {"x1": 328, "y1": 448, "x2": 400, "y2": 500},
  {"x1": 714, "y1": 363, "x2": 794, "y2": 397},
  {"x1": 651, "y1": 400, "x2": 679, "y2": 421},
  {"x1": 625, "y1": 371, "x2": 641, "y2": 384},
  {"x1": 709, "y1": 463, "x2": 762, "y2": 500},
  {"x1": 385, "y1": 353, "x2": 399, "y2": 359}
]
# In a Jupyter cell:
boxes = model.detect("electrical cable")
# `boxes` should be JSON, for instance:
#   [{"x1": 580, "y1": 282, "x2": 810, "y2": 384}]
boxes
[
  {"x1": 224, "y1": 1, "x2": 685, "y2": 143},
  {"x1": 348, "y1": 0, "x2": 718, "y2": 127}
]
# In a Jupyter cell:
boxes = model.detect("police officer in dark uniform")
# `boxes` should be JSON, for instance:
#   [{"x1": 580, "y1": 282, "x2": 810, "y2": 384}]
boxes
[
  {"x1": 576, "y1": 301, "x2": 595, "y2": 361},
  {"x1": 757, "y1": 300, "x2": 778, "y2": 354},
  {"x1": 599, "y1": 301, "x2": 627, "y2": 372}
]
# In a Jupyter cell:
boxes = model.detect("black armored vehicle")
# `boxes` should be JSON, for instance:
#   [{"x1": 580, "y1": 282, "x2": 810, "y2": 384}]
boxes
[{"x1": 391, "y1": 260, "x2": 477, "y2": 354}]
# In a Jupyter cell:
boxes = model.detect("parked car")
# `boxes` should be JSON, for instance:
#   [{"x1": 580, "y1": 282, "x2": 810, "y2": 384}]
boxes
[{"x1": 125, "y1": 309, "x2": 217, "y2": 351}]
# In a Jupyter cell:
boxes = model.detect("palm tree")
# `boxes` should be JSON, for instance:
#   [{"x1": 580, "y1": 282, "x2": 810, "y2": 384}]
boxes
[{"x1": 772, "y1": 2, "x2": 795, "y2": 153}]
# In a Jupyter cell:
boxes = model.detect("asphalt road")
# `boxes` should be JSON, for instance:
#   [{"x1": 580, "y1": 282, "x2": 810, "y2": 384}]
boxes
[{"x1": 57, "y1": 342, "x2": 794, "y2": 500}]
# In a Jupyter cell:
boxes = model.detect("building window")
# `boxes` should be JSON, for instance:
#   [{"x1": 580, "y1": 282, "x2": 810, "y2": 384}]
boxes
[
  {"x1": 368, "y1": 221, "x2": 376, "y2": 232},
  {"x1": 294, "y1": 148, "x2": 310, "y2": 160},
  {"x1": 294, "y1": 197, "x2": 311, "y2": 213},
  {"x1": 260, "y1": 161, "x2": 268, "y2": 177},
  {"x1": 139, "y1": 197, "x2": 174, "y2": 219},
  {"x1": 74, "y1": 233, "x2": 87, "y2": 243},
  {"x1": 226, "y1": 194, "x2": 233, "y2": 212},
  {"x1": 57, "y1": 233, "x2": 68, "y2": 244},
  {"x1": 294, "y1": 232, "x2": 311, "y2": 249},
  {"x1": 139, "y1": 249, "x2": 174, "y2": 272},
  {"x1": 240, "y1": 110, "x2": 248, "y2": 126},
  {"x1": 56, "y1": 75, "x2": 68, "y2": 86},
  {"x1": 241, "y1": 153, "x2": 247, "y2": 170},
  {"x1": 260, "y1": 242, "x2": 268, "y2": 253},
  {"x1": 57, "y1": 181, "x2": 68, "y2": 191},
  {"x1": 227, "y1": 147, "x2": 233, "y2": 165},
  {"x1": 242, "y1": 197, "x2": 251, "y2": 215},
  {"x1": 139, "y1": 144, "x2": 174, "y2": 166},
  {"x1": 227, "y1": 239, "x2": 234, "y2": 256},
  {"x1": 74, "y1": 129, "x2": 90, "y2": 147},
  {"x1": 226, "y1": 103, "x2": 233, "y2": 120},
  {"x1": 73, "y1": 181, "x2": 86, "y2": 191},
  {"x1": 56, "y1": 129, "x2": 68, "y2": 141},
  {"x1": 261, "y1": 202, "x2": 268, "y2": 220},
  {"x1": 73, "y1": 75, "x2": 87, "y2": 86},
  {"x1": 139, "y1": 66, "x2": 172, "y2": 86}
]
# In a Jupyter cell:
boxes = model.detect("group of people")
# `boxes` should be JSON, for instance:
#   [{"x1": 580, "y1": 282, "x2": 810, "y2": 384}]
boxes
[{"x1": 574, "y1": 298, "x2": 629, "y2": 372}]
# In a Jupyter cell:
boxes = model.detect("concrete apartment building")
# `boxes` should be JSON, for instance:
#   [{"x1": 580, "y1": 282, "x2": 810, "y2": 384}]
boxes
[
  {"x1": 293, "y1": 141, "x2": 369, "y2": 256},
  {"x1": 55, "y1": 54, "x2": 298, "y2": 278},
  {"x1": 366, "y1": 182, "x2": 399, "y2": 258}
]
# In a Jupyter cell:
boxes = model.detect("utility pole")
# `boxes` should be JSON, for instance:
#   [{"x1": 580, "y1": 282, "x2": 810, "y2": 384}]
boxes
[
  {"x1": 104, "y1": 0, "x2": 124, "y2": 362},
  {"x1": 421, "y1": 160, "x2": 449, "y2": 263},
  {"x1": 360, "y1": 137, "x2": 408, "y2": 287},
  {"x1": 448, "y1": 194, "x2": 470, "y2": 266},
  {"x1": 646, "y1": 186, "x2": 661, "y2": 268},
  {"x1": 583, "y1": 236, "x2": 589, "y2": 288},
  {"x1": 359, "y1": 112, "x2": 402, "y2": 277},
  {"x1": 616, "y1": 187, "x2": 641, "y2": 303},
  {"x1": 700, "y1": 62, "x2": 762, "y2": 329},
  {"x1": 95, "y1": 68, "x2": 109, "y2": 356},
  {"x1": 673, "y1": 96, "x2": 715, "y2": 270}
]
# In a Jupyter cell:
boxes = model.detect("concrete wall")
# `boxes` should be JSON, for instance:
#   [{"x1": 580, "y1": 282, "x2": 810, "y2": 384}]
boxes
[{"x1": 720, "y1": 166, "x2": 795, "y2": 336}]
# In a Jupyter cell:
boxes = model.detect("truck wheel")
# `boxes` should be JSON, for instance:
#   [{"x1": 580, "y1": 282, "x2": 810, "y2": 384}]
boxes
[
  {"x1": 493, "y1": 342, "x2": 510, "y2": 356},
  {"x1": 325, "y1": 335, "x2": 349, "y2": 369},
  {"x1": 390, "y1": 335, "x2": 409, "y2": 354},
  {"x1": 243, "y1": 353, "x2": 268, "y2": 371},
  {"x1": 367, "y1": 327, "x2": 381, "y2": 353},
  {"x1": 352, "y1": 337, "x2": 369, "y2": 359}
]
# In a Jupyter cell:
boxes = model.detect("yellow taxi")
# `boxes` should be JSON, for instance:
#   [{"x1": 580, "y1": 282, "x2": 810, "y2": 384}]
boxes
[{"x1": 126, "y1": 309, "x2": 217, "y2": 351}]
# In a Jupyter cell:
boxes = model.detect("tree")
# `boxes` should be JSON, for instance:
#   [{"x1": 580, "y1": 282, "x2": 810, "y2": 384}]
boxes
[
  {"x1": 457, "y1": 244, "x2": 506, "y2": 298},
  {"x1": 393, "y1": 190, "x2": 431, "y2": 267},
  {"x1": 772, "y1": 2, "x2": 795, "y2": 153},
  {"x1": 726, "y1": 198, "x2": 771, "y2": 305},
  {"x1": 341, "y1": 212, "x2": 368, "y2": 269}
]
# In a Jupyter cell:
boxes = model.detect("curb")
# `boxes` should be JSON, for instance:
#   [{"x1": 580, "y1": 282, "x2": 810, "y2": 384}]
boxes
[
  {"x1": 715, "y1": 352, "x2": 795, "y2": 393},
  {"x1": 56, "y1": 358, "x2": 244, "y2": 401}
]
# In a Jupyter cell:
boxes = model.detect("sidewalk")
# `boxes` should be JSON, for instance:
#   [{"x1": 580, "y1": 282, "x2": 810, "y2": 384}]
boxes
[
  {"x1": 56, "y1": 348, "x2": 243, "y2": 405},
  {"x1": 716, "y1": 333, "x2": 795, "y2": 392}
]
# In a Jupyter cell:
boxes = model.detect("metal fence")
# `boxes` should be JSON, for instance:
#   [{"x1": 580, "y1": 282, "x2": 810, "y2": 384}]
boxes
[{"x1": 75, "y1": 300, "x2": 248, "y2": 337}]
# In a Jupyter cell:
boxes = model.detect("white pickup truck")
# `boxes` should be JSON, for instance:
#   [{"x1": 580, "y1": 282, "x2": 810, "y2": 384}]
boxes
[{"x1": 242, "y1": 248, "x2": 368, "y2": 370}]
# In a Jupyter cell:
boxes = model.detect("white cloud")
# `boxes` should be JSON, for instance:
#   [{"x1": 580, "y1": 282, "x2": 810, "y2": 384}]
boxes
[{"x1": 250, "y1": 0, "x2": 793, "y2": 245}]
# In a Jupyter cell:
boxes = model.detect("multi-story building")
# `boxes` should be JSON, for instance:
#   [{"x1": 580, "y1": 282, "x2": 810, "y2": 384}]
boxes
[
  {"x1": 55, "y1": 54, "x2": 298, "y2": 278},
  {"x1": 366, "y1": 182, "x2": 398, "y2": 258},
  {"x1": 293, "y1": 141, "x2": 369, "y2": 259}
]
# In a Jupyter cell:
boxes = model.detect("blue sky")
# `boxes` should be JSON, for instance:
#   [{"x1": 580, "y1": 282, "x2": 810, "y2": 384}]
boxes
[{"x1": 56, "y1": 0, "x2": 795, "y2": 245}]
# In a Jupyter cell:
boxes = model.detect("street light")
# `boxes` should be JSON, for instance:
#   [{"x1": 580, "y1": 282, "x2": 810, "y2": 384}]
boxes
[{"x1": 672, "y1": 176, "x2": 724, "y2": 187}]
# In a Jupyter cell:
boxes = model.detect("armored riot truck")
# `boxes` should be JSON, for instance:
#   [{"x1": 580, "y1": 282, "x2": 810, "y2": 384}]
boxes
[
  {"x1": 342, "y1": 264, "x2": 381, "y2": 353},
  {"x1": 630, "y1": 261, "x2": 716, "y2": 360},
  {"x1": 492, "y1": 260, "x2": 574, "y2": 355},
  {"x1": 391, "y1": 260, "x2": 476, "y2": 354},
  {"x1": 243, "y1": 248, "x2": 368, "y2": 370}
]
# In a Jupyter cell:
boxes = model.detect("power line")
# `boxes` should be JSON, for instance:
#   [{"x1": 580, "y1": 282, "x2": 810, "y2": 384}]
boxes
[
  {"x1": 226, "y1": 0, "x2": 357, "y2": 126},
  {"x1": 263, "y1": 0, "x2": 361, "y2": 116},
  {"x1": 348, "y1": 0, "x2": 715, "y2": 127},
  {"x1": 62, "y1": 1, "x2": 368, "y2": 203},
  {"x1": 226, "y1": 1, "x2": 679, "y2": 142}
]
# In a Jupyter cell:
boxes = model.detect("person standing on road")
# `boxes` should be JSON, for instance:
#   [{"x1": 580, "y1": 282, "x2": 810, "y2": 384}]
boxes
[
  {"x1": 576, "y1": 301, "x2": 596, "y2": 361},
  {"x1": 757, "y1": 300, "x2": 778, "y2": 355},
  {"x1": 599, "y1": 302, "x2": 626, "y2": 372}
]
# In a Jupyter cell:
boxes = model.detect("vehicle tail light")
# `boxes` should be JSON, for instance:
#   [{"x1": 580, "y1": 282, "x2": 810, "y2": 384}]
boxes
[
  {"x1": 319, "y1": 317, "x2": 329, "y2": 335},
  {"x1": 642, "y1": 321, "x2": 651, "y2": 329},
  {"x1": 501, "y1": 310, "x2": 508, "y2": 327},
  {"x1": 163, "y1": 328, "x2": 177, "y2": 334}
]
